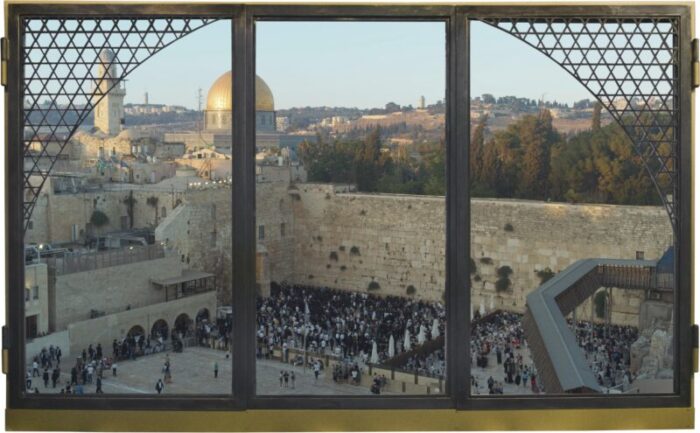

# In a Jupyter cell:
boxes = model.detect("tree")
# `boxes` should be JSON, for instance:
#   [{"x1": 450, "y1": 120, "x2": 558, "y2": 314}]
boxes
[
  {"x1": 122, "y1": 192, "x2": 136, "y2": 229},
  {"x1": 422, "y1": 139, "x2": 445, "y2": 195},
  {"x1": 469, "y1": 115, "x2": 488, "y2": 185},
  {"x1": 481, "y1": 93, "x2": 496, "y2": 105},
  {"x1": 517, "y1": 110, "x2": 557, "y2": 199},
  {"x1": 354, "y1": 127, "x2": 383, "y2": 192},
  {"x1": 591, "y1": 101, "x2": 602, "y2": 131},
  {"x1": 384, "y1": 102, "x2": 401, "y2": 113},
  {"x1": 90, "y1": 210, "x2": 109, "y2": 228},
  {"x1": 594, "y1": 290, "x2": 609, "y2": 319}
]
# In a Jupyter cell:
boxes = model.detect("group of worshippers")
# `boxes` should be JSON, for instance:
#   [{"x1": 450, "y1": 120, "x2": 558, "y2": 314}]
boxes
[
  {"x1": 256, "y1": 282, "x2": 446, "y2": 367},
  {"x1": 470, "y1": 311, "x2": 542, "y2": 394},
  {"x1": 27, "y1": 345, "x2": 63, "y2": 392},
  {"x1": 332, "y1": 361, "x2": 362, "y2": 385},
  {"x1": 400, "y1": 348, "x2": 446, "y2": 379},
  {"x1": 370, "y1": 373, "x2": 388, "y2": 394},
  {"x1": 28, "y1": 343, "x2": 115, "y2": 394},
  {"x1": 195, "y1": 316, "x2": 232, "y2": 351},
  {"x1": 572, "y1": 320, "x2": 637, "y2": 390}
]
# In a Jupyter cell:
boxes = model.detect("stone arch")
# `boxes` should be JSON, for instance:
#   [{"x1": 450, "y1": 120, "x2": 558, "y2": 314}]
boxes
[
  {"x1": 173, "y1": 313, "x2": 193, "y2": 337},
  {"x1": 127, "y1": 324, "x2": 145, "y2": 339},
  {"x1": 151, "y1": 319, "x2": 169, "y2": 341},
  {"x1": 196, "y1": 308, "x2": 210, "y2": 324}
]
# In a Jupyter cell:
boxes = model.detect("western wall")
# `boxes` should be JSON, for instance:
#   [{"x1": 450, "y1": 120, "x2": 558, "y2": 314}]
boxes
[
  {"x1": 154, "y1": 179, "x2": 672, "y2": 326},
  {"x1": 285, "y1": 184, "x2": 672, "y2": 325},
  {"x1": 31, "y1": 170, "x2": 673, "y2": 327}
]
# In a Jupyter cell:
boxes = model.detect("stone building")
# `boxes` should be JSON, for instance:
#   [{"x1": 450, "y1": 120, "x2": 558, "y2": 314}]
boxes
[{"x1": 93, "y1": 49, "x2": 126, "y2": 136}]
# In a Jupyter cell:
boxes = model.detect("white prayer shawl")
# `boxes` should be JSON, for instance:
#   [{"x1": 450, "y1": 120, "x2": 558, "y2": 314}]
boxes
[
  {"x1": 370, "y1": 341, "x2": 379, "y2": 364},
  {"x1": 431, "y1": 318, "x2": 440, "y2": 339},
  {"x1": 403, "y1": 329, "x2": 412, "y2": 352},
  {"x1": 418, "y1": 325, "x2": 426, "y2": 345}
]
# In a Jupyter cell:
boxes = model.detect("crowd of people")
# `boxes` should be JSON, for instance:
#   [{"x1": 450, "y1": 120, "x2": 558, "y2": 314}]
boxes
[
  {"x1": 469, "y1": 311, "x2": 542, "y2": 394},
  {"x1": 27, "y1": 283, "x2": 642, "y2": 396},
  {"x1": 256, "y1": 283, "x2": 446, "y2": 364},
  {"x1": 572, "y1": 320, "x2": 637, "y2": 390},
  {"x1": 400, "y1": 348, "x2": 446, "y2": 379},
  {"x1": 27, "y1": 343, "x2": 113, "y2": 394},
  {"x1": 195, "y1": 316, "x2": 232, "y2": 351},
  {"x1": 27, "y1": 323, "x2": 192, "y2": 394},
  {"x1": 331, "y1": 361, "x2": 363, "y2": 385}
]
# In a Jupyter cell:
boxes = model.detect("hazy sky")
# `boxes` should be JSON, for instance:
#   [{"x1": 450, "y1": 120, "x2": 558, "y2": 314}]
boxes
[{"x1": 124, "y1": 20, "x2": 591, "y2": 110}]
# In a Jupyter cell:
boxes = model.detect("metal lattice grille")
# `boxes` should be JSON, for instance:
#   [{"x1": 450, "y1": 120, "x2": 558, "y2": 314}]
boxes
[
  {"x1": 22, "y1": 17, "x2": 218, "y2": 232},
  {"x1": 480, "y1": 17, "x2": 679, "y2": 231}
]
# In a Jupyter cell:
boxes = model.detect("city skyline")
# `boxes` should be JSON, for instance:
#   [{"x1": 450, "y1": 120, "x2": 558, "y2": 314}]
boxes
[{"x1": 124, "y1": 20, "x2": 593, "y2": 110}]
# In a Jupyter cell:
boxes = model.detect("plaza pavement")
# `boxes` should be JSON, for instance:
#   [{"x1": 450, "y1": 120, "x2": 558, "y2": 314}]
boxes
[{"x1": 29, "y1": 344, "x2": 535, "y2": 396}]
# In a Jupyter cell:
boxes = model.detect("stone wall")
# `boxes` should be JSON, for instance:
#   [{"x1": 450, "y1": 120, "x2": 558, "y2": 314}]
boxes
[
  {"x1": 285, "y1": 185, "x2": 672, "y2": 325},
  {"x1": 54, "y1": 253, "x2": 183, "y2": 331},
  {"x1": 66, "y1": 291, "x2": 216, "y2": 357},
  {"x1": 25, "y1": 263, "x2": 50, "y2": 335},
  {"x1": 26, "y1": 182, "x2": 190, "y2": 245},
  {"x1": 116, "y1": 178, "x2": 671, "y2": 327},
  {"x1": 25, "y1": 330, "x2": 70, "y2": 364}
]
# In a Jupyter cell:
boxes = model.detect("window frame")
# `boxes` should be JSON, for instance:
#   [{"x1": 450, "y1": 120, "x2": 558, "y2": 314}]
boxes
[{"x1": 3, "y1": 2, "x2": 694, "y2": 415}]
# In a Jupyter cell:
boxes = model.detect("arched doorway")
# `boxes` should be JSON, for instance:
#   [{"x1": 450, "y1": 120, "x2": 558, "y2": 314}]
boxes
[
  {"x1": 125, "y1": 325, "x2": 146, "y2": 358},
  {"x1": 195, "y1": 308, "x2": 211, "y2": 347},
  {"x1": 173, "y1": 313, "x2": 193, "y2": 337},
  {"x1": 151, "y1": 319, "x2": 169, "y2": 341},
  {"x1": 127, "y1": 325, "x2": 145, "y2": 339},
  {"x1": 172, "y1": 313, "x2": 193, "y2": 353},
  {"x1": 196, "y1": 308, "x2": 210, "y2": 324}
]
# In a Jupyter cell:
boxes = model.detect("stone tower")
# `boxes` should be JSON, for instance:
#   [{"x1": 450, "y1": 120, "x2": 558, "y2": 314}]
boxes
[{"x1": 94, "y1": 49, "x2": 126, "y2": 136}]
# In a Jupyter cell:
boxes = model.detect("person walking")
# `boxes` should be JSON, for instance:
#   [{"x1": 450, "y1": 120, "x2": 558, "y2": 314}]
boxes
[
  {"x1": 112, "y1": 362, "x2": 118, "y2": 376},
  {"x1": 214, "y1": 362, "x2": 219, "y2": 379},
  {"x1": 313, "y1": 361, "x2": 320, "y2": 381},
  {"x1": 96, "y1": 376, "x2": 103, "y2": 394},
  {"x1": 51, "y1": 367, "x2": 60, "y2": 388},
  {"x1": 42, "y1": 368, "x2": 49, "y2": 388},
  {"x1": 155, "y1": 378, "x2": 164, "y2": 394}
]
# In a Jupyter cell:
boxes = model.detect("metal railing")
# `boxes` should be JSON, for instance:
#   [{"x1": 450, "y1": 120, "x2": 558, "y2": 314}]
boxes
[{"x1": 45, "y1": 244, "x2": 165, "y2": 275}]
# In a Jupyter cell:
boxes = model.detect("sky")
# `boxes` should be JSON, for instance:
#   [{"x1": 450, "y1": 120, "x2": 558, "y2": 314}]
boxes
[{"x1": 124, "y1": 20, "x2": 591, "y2": 110}]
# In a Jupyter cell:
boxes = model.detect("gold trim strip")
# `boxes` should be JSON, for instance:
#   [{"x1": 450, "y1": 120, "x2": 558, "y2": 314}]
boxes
[{"x1": 5, "y1": 408, "x2": 695, "y2": 431}]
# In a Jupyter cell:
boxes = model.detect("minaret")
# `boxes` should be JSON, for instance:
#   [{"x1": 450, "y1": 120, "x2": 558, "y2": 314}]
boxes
[{"x1": 94, "y1": 49, "x2": 126, "y2": 135}]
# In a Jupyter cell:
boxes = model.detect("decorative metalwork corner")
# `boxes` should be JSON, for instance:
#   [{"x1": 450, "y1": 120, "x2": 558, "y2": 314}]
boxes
[
  {"x1": 479, "y1": 17, "x2": 680, "y2": 233},
  {"x1": 21, "y1": 17, "x2": 218, "y2": 233}
]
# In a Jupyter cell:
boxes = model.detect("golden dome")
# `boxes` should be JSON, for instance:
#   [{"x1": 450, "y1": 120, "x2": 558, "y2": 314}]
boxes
[{"x1": 205, "y1": 71, "x2": 274, "y2": 112}]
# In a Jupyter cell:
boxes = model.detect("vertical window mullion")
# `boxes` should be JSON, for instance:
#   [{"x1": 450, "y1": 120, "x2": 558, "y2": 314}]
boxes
[
  {"x1": 445, "y1": 10, "x2": 470, "y2": 408},
  {"x1": 232, "y1": 8, "x2": 257, "y2": 408},
  {"x1": 676, "y1": 11, "x2": 692, "y2": 403}
]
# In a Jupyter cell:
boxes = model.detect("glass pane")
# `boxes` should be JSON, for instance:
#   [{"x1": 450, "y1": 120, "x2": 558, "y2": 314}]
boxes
[
  {"x1": 255, "y1": 21, "x2": 447, "y2": 395},
  {"x1": 23, "y1": 18, "x2": 234, "y2": 395},
  {"x1": 469, "y1": 20, "x2": 676, "y2": 396}
]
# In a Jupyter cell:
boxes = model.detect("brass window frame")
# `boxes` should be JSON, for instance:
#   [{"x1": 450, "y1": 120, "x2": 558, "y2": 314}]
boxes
[{"x1": 2, "y1": 1, "x2": 695, "y2": 429}]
